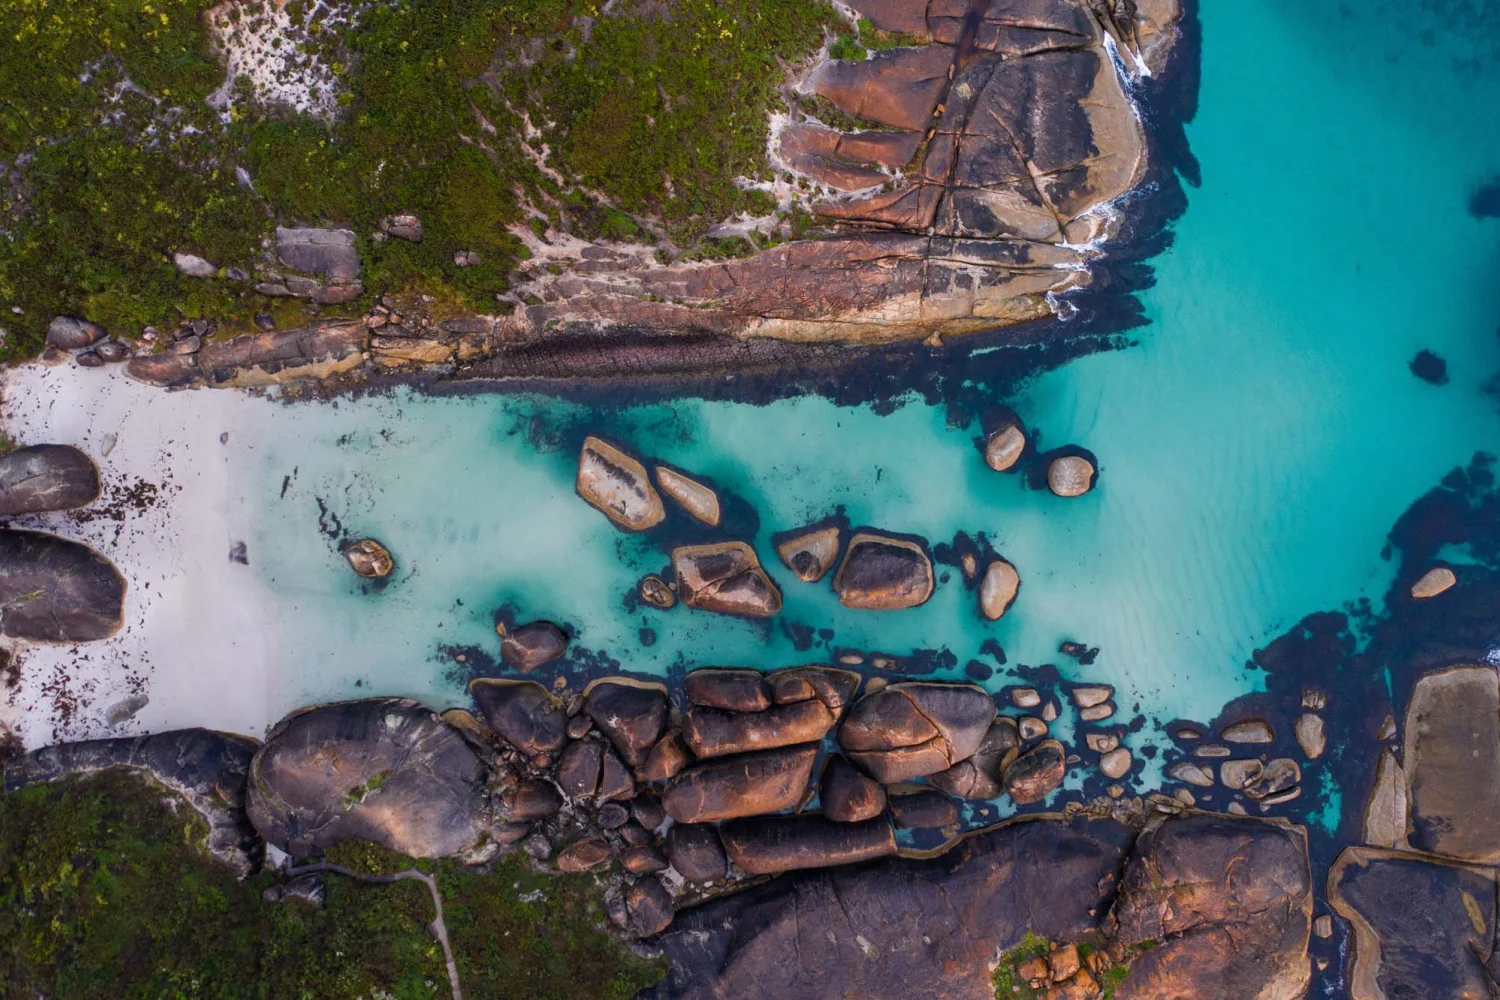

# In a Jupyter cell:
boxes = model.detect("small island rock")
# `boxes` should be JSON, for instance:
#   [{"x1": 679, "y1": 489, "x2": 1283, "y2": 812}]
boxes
[
  {"x1": 979, "y1": 558, "x2": 1019, "y2": 620},
  {"x1": 984, "y1": 423, "x2": 1026, "y2": 472},
  {"x1": 344, "y1": 538, "x2": 394, "y2": 578},
  {"x1": 832, "y1": 532, "x2": 934, "y2": 611},
  {"x1": 655, "y1": 466, "x2": 721, "y2": 526},
  {"x1": 672, "y1": 541, "x2": 782, "y2": 618},
  {"x1": 576, "y1": 436, "x2": 665, "y2": 531},
  {"x1": 1411, "y1": 566, "x2": 1457, "y2": 599},
  {"x1": 776, "y1": 526, "x2": 842, "y2": 583},
  {"x1": 1047, "y1": 455, "x2": 1096, "y2": 497},
  {"x1": 500, "y1": 620, "x2": 569, "y2": 671}
]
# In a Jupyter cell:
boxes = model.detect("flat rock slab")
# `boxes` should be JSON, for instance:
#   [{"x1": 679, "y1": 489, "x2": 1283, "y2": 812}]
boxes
[
  {"x1": 646, "y1": 816, "x2": 1133, "y2": 1000},
  {"x1": 274, "y1": 226, "x2": 361, "y2": 281},
  {"x1": 682, "y1": 699, "x2": 835, "y2": 758},
  {"x1": 1402, "y1": 665, "x2": 1500, "y2": 862},
  {"x1": 0, "y1": 528, "x2": 125, "y2": 641},
  {"x1": 576, "y1": 436, "x2": 665, "y2": 532},
  {"x1": 126, "y1": 320, "x2": 366, "y2": 389},
  {"x1": 1330, "y1": 846, "x2": 1500, "y2": 1000},
  {"x1": 719, "y1": 814, "x2": 897, "y2": 875},
  {"x1": 6, "y1": 728, "x2": 263, "y2": 876},
  {"x1": 247, "y1": 698, "x2": 493, "y2": 859},
  {"x1": 0, "y1": 444, "x2": 100, "y2": 515}
]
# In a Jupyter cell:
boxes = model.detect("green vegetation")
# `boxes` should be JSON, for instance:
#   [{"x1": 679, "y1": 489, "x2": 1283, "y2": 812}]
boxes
[
  {"x1": 0, "y1": 770, "x2": 663, "y2": 999},
  {"x1": 990, "y1": 934, "x2": 1140, "y2": 1000},
  {"x1": 0, "y1": 0, "x2": 839, "y2": 361}
]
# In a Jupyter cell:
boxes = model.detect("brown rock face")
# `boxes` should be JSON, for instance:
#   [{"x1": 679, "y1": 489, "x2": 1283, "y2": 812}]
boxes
[
  {"x1": 984, "y1": 424, "x2": 1027, "y2": 472},
  {"x1": 585, "y1": 679, "x2": 668, "y2": 768},
  {"x1": 820, "y1": 753, "x2": 887, "y2": 823},
  {"x1": 672, "y1": 542, "x2": 783, "y2": 618},
  {"x1": 719, "y1": 814, "x2": 898, "y2": 875},
  {"x1": 776, "y1": 527, "x2": 842, "y2": 584},
  {"x1": 663, "y1": 746, "x2": 818, "y2": 823},
  {"x1": 655, "y1": 467, "x2": 721, "y2": 526},
  {"x1": 126, "y1": 319, "x2": 366, "y2": 389},
  {"x1": 622, "y1": 876, "x2": 675, "y2": 937},
  {"x1": 500, "y1": 621, "x2": 569, "y2": 671},
  {"x1": 1003, "y1": 739, "x2": 1066, "y2": 805},
  {"x1": 344, "y1": 538, "x2": 394, "y2": 578},
  {"x1": 767, "y1": 666, "x2": 862, "y2": 715},
  {"x1": 929, "y1": 718, "x2": 1019, "y2": 800},
  {"x1": 639, "y1": 729, "x2": 693, "y2": 783},
  {"x1": 888, "y1": 789, "x2": 958, "y2": 829},
  {"x1": 576, "y1": 436, "x2": 665, "y2": 531},
  {"x1": 469, "y1": 678, "x2": 569, "y2": 754},
  {"x1": 979, "y1": 558, "x2": 1020, "y2": 620},
  {"x1": 1402, "y1": 665, "x2": 1500, "y2": 862},
  {"x1": 557, "y1": 836, "x2": 613, "y2": 872},
  {"x1": 832, "y1": 533, "x2": 935, "y2": 611},
  {"x1": 839, "y1": 682, "x2": 997, "y2": 782},
  {"x1": 684, "y1": 668, "x2": 771, "y2": 713},
  {"x1": 682, "y1": 700, "x2": 836, "y2": 759},
  {"x1": 666, "y1": 823, "x2": 728, "y2": 884},
  {"x1": 1410, "y1": 565, "x2": 1457, "y2": 599},
  {"x1": 0, "y1": 445, "x2": 101, "y2": 516},
  {"x1": 0, "y1": 529, "x2": 126, "y2": 642},
  {"x1": 1110, "y1": 813, "x2": 1312, "y2": 1000}
]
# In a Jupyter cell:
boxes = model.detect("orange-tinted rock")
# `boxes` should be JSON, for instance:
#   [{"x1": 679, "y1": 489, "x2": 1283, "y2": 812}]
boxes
[
  {"x1": 808, "y1": 44, "x2": 954, "y2": 131},
  {"x1": 673, "y1": 542, "x2": 783, "y2": 618},
  {"x1": 585, "y1": 679, "x2": 668, "y2": 767},
  {"x1": 576, "y1": 436, "x2": 665, "y2": 531},
  {"x1": 470, "y1": 678, "x2": 568, "y2": 754},
  {"x1": 622, "y1": 876, "x2": 675, "y2": 937},
  {"x1": 776, "y1": 526, "x2": 842, "y2": 583},
  {"x1": 820, "y1": 753, "x2": 887, "y2": 823},
  {"x1": 719, "y1": 814, "x2": 897, "y2": 875},
  {"x1": 840, "y1": 682, "x2": 996, "y2": 782},
  {"x1": 556, "y1": 836, "x2": 613, "y2": 872},
  {"x1": 1004, "y1": 739, "x2": 1066, "y2": 805},
  {"x1": 929, "y1": 718, "x2": 1019, "y2": 799},
  {"x1": 639, "y1": 729, "x2": 693, "y2": 783},
  {"x1": 682, "y1": 700, "x2": 836, "y2": 759},
  {"x1": 663, "y1": 746, "x2": 818, "y2": 823},
  {"x1": 684, "y1": 668, "x2": 771, "y2": 713},
  {"x1": 832, "y1": 533, "x2": 935, "y2": 611},
  {"x1": 767, "y1": 665, "x2": 862, "y2": 715},
  {"x1": 888, "y1": 788, "x2": 958, "y2": 829}
]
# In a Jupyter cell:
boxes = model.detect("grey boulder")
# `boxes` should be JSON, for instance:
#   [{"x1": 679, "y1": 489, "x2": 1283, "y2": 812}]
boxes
[{"x1": 0, "y1": 444, "x2": 101, "y2": 516}]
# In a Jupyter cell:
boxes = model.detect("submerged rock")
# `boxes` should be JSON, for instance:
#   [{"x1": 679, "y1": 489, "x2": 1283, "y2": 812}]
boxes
[
  {"x1": 6, "y1": 728, "x2": 264, "y2": 876},
  {"x1": 1046, "y1": 455, "x2": 1096, "y2": 497},
  {"x1": 838, "y1": 682, "x2": 995, "y2": 783},
  {"x1": 776, "y1": 526, "x2": 842, "y2": 583},
  {"x1": 1410, "y1": 565, "x2": 1457, "y2": 599},
  {"x1": 576, "y1": 436, "x2": 665, "y2": 531},
  {"x1": 831, "y1": 532, "x2": 934, "y2": 611},
  {"x1": 0, "y1": 444, "x2": 101, "y2": 516},
  {"x1": 343, "y1": 538, "x2": 394, "y2": 578},
  {"x1": 672, "y1": 541, "x2": 782, "y2": 618},
  {"x1": 0, "y1": 529, "x2": 126, "y2": 641},
  {"x1": 247, "y1": 698, "x2": 493, "y2": 859},
  {"x1": 655, "y1": 466, "x2": 721, "y2": 526},
  {"x1": 663, "y1": 745, "x2": 817, "y2": 823},
  {"x1": 500, "y1": 620, "x2": 569, "y2": 671},
  {"x1": 1294, "y1": 713, "x2": 1326, "y2": 759},
  {"x1": 469, "y1": 678, "x2": 569, "y2": 754},
  {"x1": 978, "y1": 558, "x2": 1019, "y2": 620}
]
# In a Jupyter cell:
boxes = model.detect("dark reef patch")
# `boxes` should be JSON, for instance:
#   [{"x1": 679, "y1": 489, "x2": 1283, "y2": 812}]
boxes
[
  {"x1": 1470, "y1": 177, "x2": 1500, "y2": 219},
  {"x1": 1409, "y1": 348, "x2": 1450, "y2": 384}
]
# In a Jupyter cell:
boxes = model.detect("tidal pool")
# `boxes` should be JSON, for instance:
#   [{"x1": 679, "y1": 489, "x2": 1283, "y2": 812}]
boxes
[{"x1": 4, "y1": 1, "x2": 1500, "y2": 822}]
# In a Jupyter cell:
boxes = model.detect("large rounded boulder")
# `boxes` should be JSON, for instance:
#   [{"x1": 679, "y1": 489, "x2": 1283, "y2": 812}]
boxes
[
  {"x1": 247, "y1": 698, "x2": 493, "y2": 859},
  {"x1": 672, "y1": 542, "x2": 782, "y2": 618},
  {"x1": 0, "y1": 529, "x2": 125, "y2": 641},
  {"x1": 832, "y1": 532, "x2": 934, "y2": 610},
  {"x1": 0, "y1": 445, "x2": 101, "y2": 516},
  {"x1": 838, "y1": 682, "x2": 996, "y2": 783}
]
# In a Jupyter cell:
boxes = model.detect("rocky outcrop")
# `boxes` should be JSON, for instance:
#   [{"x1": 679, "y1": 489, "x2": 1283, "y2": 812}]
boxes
[
  {"x1": 838, "y1": 682, "x2": 995, "y2": 782},
  {"x1": 663, "y1": 745, "x2": 818, "y2": 823},
  {"x1": 1330, "y1": 848, "x2": 1500, "y2": 1000},
  {"x1": 646, "y1": 816, "x2": 1134, "y2": 1000},
  {"x1": 1002, "y1": 738, "x2": 1067, "y2": 805},
  {"x1": 500, "y1": 621, "x2": 569, "y2": 671},
  {"x1": 767, "y1": 665, "x2": 861, "y2": 713},
  {"x1": 343, "y1": 538, "x2": 393, "y2": 578},
  {"x1": 775, "y1": 526, "x2": 842, "y2": 584},
  {"x1": 0, "y1": 445, "x2": 101, "y2": 516},
  {"x1": 820, "y1": 753, "x2": 887, "y2": 822},
  {"x1": 655, "y1": 467, "x2": 721, "y2": 527},
  {"x1": 682, "y1": 700, "x2": 835, "y2": 758},
  {"x1": 985, "y1": 421, "x2": 1027, "y2": 472},
  {"x1": 718, "y1": 814, "x2": 897, "y2": 875},
  {"x1": 46, "y1": 316, "x2": 108, "y2": 350},
  {"x1": 0, "y1": 528, "x2": 126, "y2": 641},
  {"x1": 929, "y1": 718, "x2": 1018, "y2": 800},
  {"x1": 1401, "y1": 665, "x2": 1500, "y2": 862},
  {"x1": 832, "y1": 532, "x2": 934, "y2": 611},
  {"x1": 126, "y1": 319, "x2": 367, "y2": 388},
  {"x1": 576, "y1": 437, "x2": 665, "y2": 532},
  {"x1": 1110, "y1": 813, "x2": 1313, "y2": 1000},
  {"x1": 6, "y1": 728, "x2": 264, "y2": 876},
  {"x1": 671, "y1": 542, "x2": 782, "y2": 618},
  {"x1": 683, "y1": 668, "x2": 771, "y2": 713},
  {"x1": 584, "y1": 679, "x2": 668, "y2": 767},
  {"x1": 469, "y1": 678, "x2": 570, "y2": 755},
  {"x1": 247, "y1": 698, "x2": 494, "y2": 859}
]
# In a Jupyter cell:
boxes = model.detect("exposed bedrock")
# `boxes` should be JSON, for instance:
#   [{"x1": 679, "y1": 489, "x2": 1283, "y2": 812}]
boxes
[
  {"x1": 0, "y1": 444, "x2": 101, "y2": 516},
  {"x1": 0, "y1": 528, "x2": 126, "y2": 641},
  {"x1": 5, "y1": 728, "x2": 264, "y2": 876},
  {"x1": 246, "y1": 698, "x2": 494, "y2": 860},
  {"x1": 1331, "y1": 663, "x2": 1500, "y2": 998},
  {"x1": 647, "y1": 809, "x2": 1307, "y2": 1000}
]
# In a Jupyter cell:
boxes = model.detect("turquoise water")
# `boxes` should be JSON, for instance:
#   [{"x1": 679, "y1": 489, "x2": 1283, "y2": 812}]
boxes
[{"x1": 235, "y1": 1, "x2": 1500, "y2": 792}]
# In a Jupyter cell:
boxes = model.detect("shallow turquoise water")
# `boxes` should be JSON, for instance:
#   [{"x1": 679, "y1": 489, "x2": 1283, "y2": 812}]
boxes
[{"x1": 236, "y1": 1, "x2": 1500, "y2": 793}]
